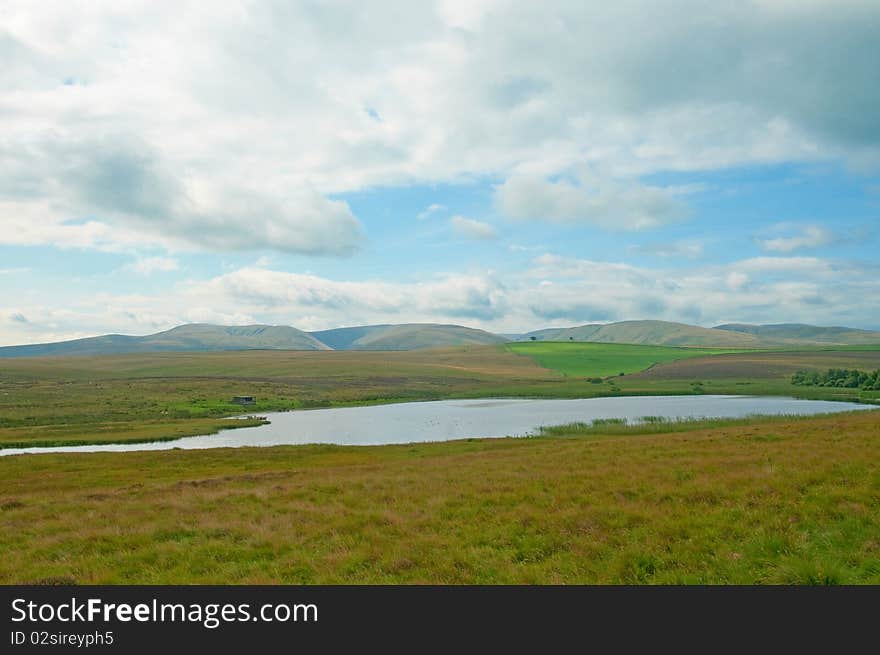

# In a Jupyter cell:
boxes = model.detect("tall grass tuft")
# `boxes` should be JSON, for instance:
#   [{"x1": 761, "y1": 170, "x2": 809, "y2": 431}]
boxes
[{"x1": 534, "y1": 412, "x2": 858, "y2": 438}]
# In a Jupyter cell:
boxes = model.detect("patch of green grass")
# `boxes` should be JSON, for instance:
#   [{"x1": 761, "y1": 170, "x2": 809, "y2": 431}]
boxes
[{"x1": 507, "y1": 342, "x2": 745, "y2": 378}]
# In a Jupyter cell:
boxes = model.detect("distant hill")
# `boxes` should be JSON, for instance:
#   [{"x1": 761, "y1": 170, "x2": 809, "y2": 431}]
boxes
[
  {"x1": 309, "y1": 325, "x2": 391, "y2": 350},
  {"x1": 520, "y1": 320, "x2": 765, "y2": 347},
  {"x1": 4, "y1": 319, "x2": 879, "y2": 358},
  {"x1": 520, "y1": 320, "x2": 880, "y2": 348},
  {"x1": 0, "y1": 322, "x2": 507, "y2": 357},
  {"x1": 714, "y1": 323, "x2": 880, "y2": 345},
  {"x1": 313, "y1": 323, "x2": 507, "y2": 350},
  {"x1": 0, "y1": 324, "x2": 329, "y2": 358}
]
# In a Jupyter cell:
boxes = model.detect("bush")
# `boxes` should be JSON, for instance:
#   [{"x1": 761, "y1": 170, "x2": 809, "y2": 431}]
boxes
[{"x1": 791, "y1": 368, "x2": 880, "y2": 391}]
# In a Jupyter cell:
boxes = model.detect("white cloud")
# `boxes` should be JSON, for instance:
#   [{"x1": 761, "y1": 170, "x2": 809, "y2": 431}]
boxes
[
  {"x1": 5, "y1": 253, "x2": 877, "y2": 346},
  {"x1": 631, "y1": 240, "x2": 705, "y2": 259},
  {"x1": 519, "y1": 253, "x2": 873, "y2": 328},
  {"x1": 1, "y1": 1, "x2": 878, "y2": 259},
  {"x1": 756, "y1": 224, "x2": 837, "y2": 253},
  {"x1": 734, "y1": 256, "x2": 834, "y2": 275},
  {"x1": 450, "y1": 215, "x2": 498, "y2": 240},
  {"x1": 126, "y1": 256, "x2": 179, "y2": 275},
  {"x1": 1, "y1": 3, "x2": 879, "y2": 344},
  {"x1": 417, "y1": 203, "x2": 446, "y2": 220},
  {"x1": 495, "y1": 173, "x2": 687, "y2": 230},
  {"x1": 436, "y1": 0, "x2": 501, "y2": 31},
  {"x1": 197, "y1": 267, "x2": 509, "y2": 324},
  {"x1": 0, "y1": 136, "x2": 365, "y2": 256},
  {"x1": 528, "y1": 253, "x2": 646, "y2": 280},
  {"x1": 726, "y1": 271, "x2": 749, "y2": 291}
]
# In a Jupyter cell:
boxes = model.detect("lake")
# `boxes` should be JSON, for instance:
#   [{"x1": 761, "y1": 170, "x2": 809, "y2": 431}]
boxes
[{"x1": 1, "y1": 395, "x2": 873, "y2": 457}]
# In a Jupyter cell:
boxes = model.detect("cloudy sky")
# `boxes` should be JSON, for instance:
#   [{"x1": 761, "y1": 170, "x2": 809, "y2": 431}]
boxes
[{"x1": 2, "y1": 0, "x2": 879, "y2": 344}]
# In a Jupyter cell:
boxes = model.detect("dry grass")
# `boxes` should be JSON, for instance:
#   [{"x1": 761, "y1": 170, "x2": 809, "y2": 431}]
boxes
[
  {"x1": 2, "y1": 411, "x2": 879, "y2": 584},
  {"x1": 0, "y1": 417, "x2": 266, "y2": 449},
  {"x1": 0, "y1": 346, "x2": 554, "y2": 382},
  {"x1": 631, "y1": 350, "x2": 880, "y2": 380},
  {"x1": 3, "y1": 346, "x2": 878, "y2": 448},
  {"x1": 0, "y1": 347, "x2": 557, "y2": 446}
]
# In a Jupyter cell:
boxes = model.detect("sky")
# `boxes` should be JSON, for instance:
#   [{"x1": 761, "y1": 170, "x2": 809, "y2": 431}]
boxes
[{"x1": 1, "y1": 0, "x2": 879, "y2": 345}]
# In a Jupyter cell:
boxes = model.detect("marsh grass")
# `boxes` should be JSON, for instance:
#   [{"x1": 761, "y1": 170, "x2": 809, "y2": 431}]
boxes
[
  {"x1": 1, "y1": 411, "x2": 879, "y2": 584},
  {"x1": 535, "y1": 412, "x2": 855, "y2": 437},
  {"x1": 0, "y1": 417, "x2": 267, "y2": 449}
]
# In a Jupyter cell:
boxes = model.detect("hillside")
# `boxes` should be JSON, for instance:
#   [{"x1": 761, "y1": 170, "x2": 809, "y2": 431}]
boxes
[
  {"x1": 309, "y1": 325, "x2": 391, "y2": 350},
  {"x1": 4, "y1": 319, "x2": 879, "y2": 358},
  {"x1": 714, "y1": 323, "x2": 880, "y2": 345},
  {"x1": 520, "y1": 320, "x2": 765, "y2": 347},
  {"x1": 0, "y1": 324, "x2": 329, "y2": 358},
  {"x1": 506, "y1": 341, "x2": 745, "y2": 377},
  {"x1": 0, "y1": 322, "x2": 507, "y2": 357},
  {"x1": 329, "y1": 323, "x2": 507, "y2": 350}
]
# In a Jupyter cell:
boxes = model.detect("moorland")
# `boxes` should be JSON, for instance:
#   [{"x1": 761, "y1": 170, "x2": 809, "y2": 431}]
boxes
[
  {"x1": 2, "y1": 342, "x2": 880, "y2": 449},
  {"x1": 2, "y1": 330, "x2": 879, "y2": 584},
  {"x1": 2, "y1": 410, "x2": 878, "y2": 584}
]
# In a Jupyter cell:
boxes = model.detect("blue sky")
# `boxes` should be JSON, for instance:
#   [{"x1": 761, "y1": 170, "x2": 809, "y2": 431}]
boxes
[{"x1": 1, "y1": 1, "x2": 879, "y2": 345}]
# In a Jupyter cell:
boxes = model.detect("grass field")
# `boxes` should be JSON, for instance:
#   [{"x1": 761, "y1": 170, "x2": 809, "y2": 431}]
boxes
[
  {"x1": 507, "y1": 341, "x2": 745, "y2": 377},
  {"x1": 2, "y1": 411, "x2": 878, "y2": 584},
  {"x1": 0, "y1": 347, "x2": 554, "y2": 447},
  {"x1": 629, "y1": 349, "x2": 880, "y2": 380},
  {"x1": 2, "y1": 344, "x2": 879, "y2": 447},
  {"x1": 0, "y1": 417, "x2": 268, "y2": 450}
]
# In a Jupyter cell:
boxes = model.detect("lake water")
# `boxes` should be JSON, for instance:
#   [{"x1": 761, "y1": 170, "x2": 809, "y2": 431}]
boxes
[{"x1": 1, "y1": 395, "x2": 873, "y2": 457}]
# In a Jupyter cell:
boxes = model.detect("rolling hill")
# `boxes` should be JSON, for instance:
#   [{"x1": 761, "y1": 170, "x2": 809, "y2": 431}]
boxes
[
  {"x1": 0, "y1": 324, "x2": 330, "y2": 358},
  {"x1": 309, "y1": 325, "x2": 392, "y2": 350},
  {"x1": 312, "y1": 323, "x2": 507, "y2": 350},
  {"x1": 4, "y1": 319, "x2": 879, "y2": 358},
  {"x1": 714, "y1": 323, "x2": 880, "y2": 345},
  {"x1": 0, "y1": 322, "x2": 507, "y2": 357},
  {"x1": 519, "y1": 320, "x2": 766, "y2": 347}
]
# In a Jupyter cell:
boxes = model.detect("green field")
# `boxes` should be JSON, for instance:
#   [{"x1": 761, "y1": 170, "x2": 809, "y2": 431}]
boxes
[
  {"x1": 2, "y1": 411, "x2": 879, "y2": 584},
  {"x1": 506, "y1": 341, "x2": 745, "y2": 377}
]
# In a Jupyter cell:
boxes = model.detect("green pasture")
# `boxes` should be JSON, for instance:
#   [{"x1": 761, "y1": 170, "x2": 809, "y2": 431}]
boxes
[{"x1": 506, "y1": 341, "x2": 744, "y2": 377}]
